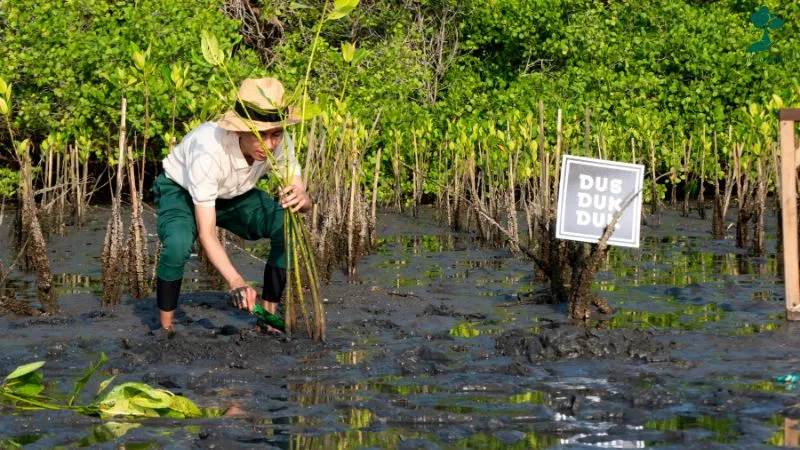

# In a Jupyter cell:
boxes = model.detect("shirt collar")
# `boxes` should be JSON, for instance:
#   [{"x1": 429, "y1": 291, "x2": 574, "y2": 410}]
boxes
[{"x1": 222, "y1": 130, "x2": 252, "y2": 170}]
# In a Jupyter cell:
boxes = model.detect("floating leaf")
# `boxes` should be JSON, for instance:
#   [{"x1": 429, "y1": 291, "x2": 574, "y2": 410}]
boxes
[
  {"x1": 4, "y1": 362, "x2": 44, "y2": 381},
  {"x1": 129, "y1": 389, "x2": 173, "y2": 409},
  {"x1": 169, "y1": 395, "x2": 203, "y2": 418},
  {"x1": 99, "y1": 398, "x2": 159, "y2": 418},
  {"x1": 202, "y1": 407, "x2": 225, "y2": 418},
  {"x1": 158, "y1": 409, "x2": 185, "y2": 419}
]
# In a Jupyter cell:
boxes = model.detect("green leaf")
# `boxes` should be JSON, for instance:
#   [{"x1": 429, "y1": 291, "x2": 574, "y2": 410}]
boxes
[
  {"x1": 300, "y1": 99, "x2": 323, "y2": 120},
  {"x1": 158, "y1": 409, "x2": 185, "y2": 419},
  {"x1": 341, "y1": 42, "x2": 356, "y2": 63},
  {"x1": 352, "y1": 48, "x2": 368, "y2": 66},
  {"x1": 4, "y1": 362, "x2": 45, "y2": 381},
  {"x1": 334, "y1": 0, "x2": 359, "y2": 9},
  {"x1": 289, "y1": 1, "x2": 312, "y2": 9},
  {"x1": 200, "y1": 30, "x2": 224, "y2": 66},
  {"x1": 0, "y1": 78, "x2": 6, "y2": 96},
  {"x1": 0, "y1": 98, "x2": 8, "y2": 116},
  {"x1": 129, "y1": 389, "x2": 173, "y2": 409},
  {"x1": 169, "y1": 395, "x2": 204, "y2": 418},
  {"x1": 96, "y1": 376, "x2": 116, "y2": 397},
  {"x1": 772, "y1": 94, "x2": 784, "y2": 110},
  {"x1": 202, "y1": 407, "x2": 225, "y2": 418},
  {"x1": 99, "y1": 398, "x2": 159, "y2": 418},
  {"x1": 69, "y1": 353, "x2": 107, "y2": 406},
  {"x1": 132, "y1": 51, "x2": 146, "y2": 71},
  {"x1": 327, "y1": 0, "x2": 359, "y2": 21},
  {"x1": 9, "y1": 382, "x2": 45, "y2": 397},
  {"x1": 97, "y1": 382, "x2": 153, "y2": 403}
]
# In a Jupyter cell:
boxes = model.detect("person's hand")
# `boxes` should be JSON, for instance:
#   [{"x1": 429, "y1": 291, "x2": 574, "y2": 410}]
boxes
[
  {"x1": 229, "y1": 279, "x2": 258, "y2": 313},
  {"x1": 280, "y1": 183, "x2": 312, "y2": 213}
]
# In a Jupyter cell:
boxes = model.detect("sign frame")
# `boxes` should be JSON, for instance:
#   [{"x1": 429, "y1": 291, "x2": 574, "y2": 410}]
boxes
[{"x1": 555, "y1": 155, "x2": 645, "y2": 248}]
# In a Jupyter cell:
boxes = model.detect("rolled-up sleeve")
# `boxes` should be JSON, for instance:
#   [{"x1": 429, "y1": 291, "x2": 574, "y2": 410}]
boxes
[
  {"x1": 187, "y1": 149, "x2": 222, "y2": 207},
  {"x1": 271, "y1": 134, "x2": 302, "y2": 179}
]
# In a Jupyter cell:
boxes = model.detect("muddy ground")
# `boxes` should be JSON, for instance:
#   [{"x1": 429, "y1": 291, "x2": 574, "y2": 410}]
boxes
[{"x1": 1, "y1": 205, "x2": 799, "y2": 449}]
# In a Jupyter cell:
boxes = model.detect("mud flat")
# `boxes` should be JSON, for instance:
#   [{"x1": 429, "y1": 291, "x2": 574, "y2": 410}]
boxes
[{"x1": 0, "y1": 206, "x2": 798, "y2": 448}]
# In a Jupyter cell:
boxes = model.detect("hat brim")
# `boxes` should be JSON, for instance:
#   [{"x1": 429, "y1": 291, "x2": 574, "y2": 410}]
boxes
[{"x1": 217, "y1": 108, "x2": 301, "y2": 132}]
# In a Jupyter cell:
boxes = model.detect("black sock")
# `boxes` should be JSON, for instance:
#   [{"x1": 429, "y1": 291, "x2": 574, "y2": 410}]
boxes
[
  {"x1": 262, "y1": 265, "x2": 286, "y2": 303},
  {"x1": 156, "y1": 277, "x2": 182, "y2": 312}
]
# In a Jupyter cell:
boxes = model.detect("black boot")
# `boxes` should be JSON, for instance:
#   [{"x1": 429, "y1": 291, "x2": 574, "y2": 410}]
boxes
[
  {"x1": 156, "y1": 277, "x2": 182, "y2": 313},
  {"x1": 262, "y1": 265, "x2": 286, "y2": 303}
]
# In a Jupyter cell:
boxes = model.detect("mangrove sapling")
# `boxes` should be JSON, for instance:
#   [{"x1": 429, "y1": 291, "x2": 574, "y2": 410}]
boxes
[
  {"x1": 0, "y1": 79, "x2": 58, "y2": 314},
  {"x1": 102, "y1": 98, "x2": 128, "y2": 306},
  {"x1": 125, "y1": 138, "x2": 150, "y2": 299},
  {"x1": 649, "y1": 138, "x2": 661, "y2": 227},
  {"x1": 369, "y1": 144, "x2": 383, "y2": 247},
  {"x1": 772, "y1": 144, "x2": 783, "y2": 267},
  {"x1": 18, "y1": 147, "x2": 58, "y2": 313},
  {"x1": 752, "y1": 154, "x2": 769, "y2": 256},
  {"x1": 393, "y1": 131, "x2": 403, "y2": 212},
  {"x1": 681, "y1": 136, "x2": 692, "y2": 218},
  {"x1": 733, "y1": 142, "x2": 756, "y2": 249},
  {"x1": 697, "y1": 128, "x2": 708, "y2": 220},
  {"x1": 712, "y1": 131, "x2": 735, "y2": 240}
]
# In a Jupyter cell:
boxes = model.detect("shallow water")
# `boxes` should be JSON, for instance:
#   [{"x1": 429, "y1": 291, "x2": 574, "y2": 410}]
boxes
[{"x1": 0, "y1": 206, "x2": 798, "y2": 448}]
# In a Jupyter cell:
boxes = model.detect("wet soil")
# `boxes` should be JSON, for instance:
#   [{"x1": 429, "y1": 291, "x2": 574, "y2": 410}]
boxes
[{"x1": 1, "y1": 205, "x2": 799, "y2": 449}]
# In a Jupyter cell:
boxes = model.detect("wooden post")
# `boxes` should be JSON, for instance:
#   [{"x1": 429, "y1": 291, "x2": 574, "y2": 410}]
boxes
[{"x1": 780, "y1": 109, "x2": 800, "y2": 319}]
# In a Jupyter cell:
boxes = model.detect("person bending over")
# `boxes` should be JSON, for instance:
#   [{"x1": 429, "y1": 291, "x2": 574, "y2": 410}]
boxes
[{"x1": 153, "y1": 77, "x2": 311, "y2": 335}]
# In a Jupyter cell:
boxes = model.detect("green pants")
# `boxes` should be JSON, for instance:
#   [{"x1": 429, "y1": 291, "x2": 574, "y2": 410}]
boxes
[{"x1": 153, "y1": 173, "x2": 287, "y2": 281}]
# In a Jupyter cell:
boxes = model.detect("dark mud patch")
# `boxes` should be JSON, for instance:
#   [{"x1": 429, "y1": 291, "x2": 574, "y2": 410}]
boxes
[
  {"x1": 495, "y1": 324, "x2": 666, "y2": 362},
  {"x1": 0, "y1": 207, "x2": 796, "y2": 448},
  {"x1": 421, "y1": 302, "x2": 486, "y2": 320}
]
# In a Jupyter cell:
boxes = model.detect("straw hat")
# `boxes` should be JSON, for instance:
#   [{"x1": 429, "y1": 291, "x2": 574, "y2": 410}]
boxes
[{"x1": 217, "y1": 78, "x2": 301, "y2": 132}]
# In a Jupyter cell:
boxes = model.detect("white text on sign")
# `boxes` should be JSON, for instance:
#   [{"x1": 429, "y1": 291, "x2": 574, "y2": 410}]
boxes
[{"x1": 576, "y1": 174, "x2": 624, "y2": 228}]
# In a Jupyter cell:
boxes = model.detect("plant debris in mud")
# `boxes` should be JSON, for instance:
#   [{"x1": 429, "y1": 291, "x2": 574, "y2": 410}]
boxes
[
  {"x1": 0, "y1": 354, "x2": 221, "y2": 419},
  {"x1": 495, "y1": 324, "x2": 665, "y2": 362}
]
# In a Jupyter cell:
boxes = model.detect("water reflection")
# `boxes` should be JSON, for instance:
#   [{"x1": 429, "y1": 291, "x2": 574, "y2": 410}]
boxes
[
  {"x1": 288, "y1": 378, "x2": 443, "y2": 407},
  {"x1": 286, "y1": 427, "x2": 431, "y2": 449},
  {"x1": 376, "y1": 234, "x2": 477, "y2": 255},
  {"x1": 596, "y1": 303, "x2": 724, "y2": 331},
  {"x1": 766, "y1": 416, "x2": 800, "y2": 447},
  {"x1": 603, "y1": 237, "x2": 778, "y2": 288},
  {"x1": 335, "y1": 349, "x2": 370, "y2": 365},
  {"x1": 454, "y1": 431, "x2": 558, "y2": 449},
  {"x1": 0, "y1": 434, "x2": 43, "y2": 448},
  {"x1": 645, "y1": 415, "x2": 740, "y2": 443}
]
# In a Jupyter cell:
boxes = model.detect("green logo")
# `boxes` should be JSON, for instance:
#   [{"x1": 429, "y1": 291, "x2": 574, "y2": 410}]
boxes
[{"x1": 748, "y1": 6, "x2": 784, "y2": 53}]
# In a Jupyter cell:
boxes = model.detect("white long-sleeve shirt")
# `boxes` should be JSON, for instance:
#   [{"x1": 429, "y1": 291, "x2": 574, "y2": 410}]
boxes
[{"x1": 162, "y1": 122, "x2": 300, "y2": 207}]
